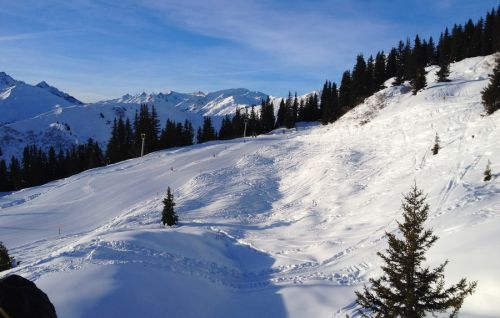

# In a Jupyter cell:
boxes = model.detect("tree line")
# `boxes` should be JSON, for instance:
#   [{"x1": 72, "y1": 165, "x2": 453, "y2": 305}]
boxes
[
  {"x1": 315, "y1": 6, "x2": 500, "y2": 125},
  {"x1": 0, "y1": 104, "x2": 196, "y2": 192},
  {"x1": 105, "y1": 104, "x2": 194, "y2": 164},
  {"x1": 0, "y1": 140, "x2": 104, "y2": 191}
]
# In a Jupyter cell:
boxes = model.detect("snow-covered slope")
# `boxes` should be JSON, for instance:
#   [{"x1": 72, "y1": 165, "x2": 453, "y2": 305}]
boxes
[
  {"x1": 0, "y1": 72, "x2": 82, "y2": 125},
  {"x1": 0, "y1": 86, "x2": 271, "y2": 159},
  {"x1": 0, "y1": 55, "x2": 499, "y2": 318}
]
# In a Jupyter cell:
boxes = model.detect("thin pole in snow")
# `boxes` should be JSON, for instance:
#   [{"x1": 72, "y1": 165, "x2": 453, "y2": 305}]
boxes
[
  {"x1": 243, "y1": 119, "x2": 248, "y2": 142},
  {"x1": 140, "y1": 133, "x2": 146, "y2": 157}
]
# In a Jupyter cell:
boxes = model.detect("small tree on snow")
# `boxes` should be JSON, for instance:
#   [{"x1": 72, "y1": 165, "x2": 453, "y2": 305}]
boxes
[
  {"x1": 354, "y1": 184, "x2": 477, "y2": 317},
  {"x1": 436, "y1": 61, "x2": 451, "y2": 83},
  {"x1": 0, "y1": 241, "x2": 12, "y2": 272},
  {"x1": 161, "y1": 187, "x2": 178, "y2": 226},
  {"x1": 432, "y1": 133, "x2": 441, "y2": 155},
  {"x1": 484, "y1": 160, "x2": 492, "y2": 181},
  {"x1": 481, "y1": 56, "x2": 500, "y2": 115}
]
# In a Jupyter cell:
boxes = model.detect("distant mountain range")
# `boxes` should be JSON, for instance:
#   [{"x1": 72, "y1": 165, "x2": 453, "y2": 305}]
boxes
[{"x1": 0, "y1": 72, "x2": 300, "y2": 159}]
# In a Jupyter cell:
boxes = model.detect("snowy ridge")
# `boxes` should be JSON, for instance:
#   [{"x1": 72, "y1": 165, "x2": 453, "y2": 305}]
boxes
[
  {"x1": 0, "y1": 72, "x2": 82, "y2": 125},
  {"x1": 0, "y1": 85, "x2": 273, "y2": 159},
  {"x1": 35, "y1": 81, "x2": 83, "y2": 106},
  {"x1": 0, "y1": 55, "x2": 499, "y2": 317}
]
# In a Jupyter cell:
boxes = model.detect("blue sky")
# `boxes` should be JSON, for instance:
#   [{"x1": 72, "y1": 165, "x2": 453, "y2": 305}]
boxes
[{"x1": 0, "y1": 0, "x2": 498, "y2": 102}]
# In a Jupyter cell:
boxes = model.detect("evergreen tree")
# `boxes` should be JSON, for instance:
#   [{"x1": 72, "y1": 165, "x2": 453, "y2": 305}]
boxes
[
  {"x1": 249, "y1": 105, "x2": 260, "y2": 136},
  {"x1": 283, "y1": 92, "x2": 296, "y2": 128},
  {"x1": 0, "y1": 159, "x2": 8, "y2": 192},
  {"x1": 484, "y1": 160, "x2": 492, "y2": 181},
  {"x1": 218, "y1": 115, "x2": 234, "y2": 140},
  {"x1": 481, "y1": 56, "x2": 500, "y2": 115},
  {"x1": 426, "y1": 36, "x2": 437, "y2": 66},
  {"x1": 320, "y1": 81, "x2": 332, "y2": 125},
  {"x1": 339, "y1": 71, "x2": 353, "y2": 110},
  {"x1": 450, "y1": 24, "x2": 465, "y2": 62},
  {"x1": 330, "y1": 82, "x2": 340, "y2": 121},
  {"x1": 275, "y1": 99, "x2": 286, "y2": 128},
  {"x1": 352, "y1": 54, "x2": 368, "y2": 104},
  {"x1": 182, "y1": 120, "x2": 194, "y2": 146},
  {"x1": 161, "y1": 187, "x2": 178, "y2": 226},
  {"x1": 260, "y1": 97, "x2": 276, "y2": 133},
  {"x1": 402, "y1": 38, "x2": 413, "y2": 81},
  {"x1": 150, "y1": 105, "x2": 161, "y2": 151},
  {"x1": 46, "y1": 146, "x2": 57, "y2": 181},
  {"x1": 393, "y1": 41, "x2": 406, "y2": 86},
  {"x1": 432, "y1": 133, "x2": 441, "y2": 155},
  {"x1": 366, "y1": 55, "x2": 375, "y2": 95},
  {"x1": 411, "y1": 65, "x2": 427, "y2": 95},
  {"x1": 198, "y1": 116, "x2": 217, "y2": 143},
  {"x1": 374, "y1": 51, "x2": 387, "y2": 90},
  {"x1": 232, "y1": 107, "x2": 246, "y2": 136},
  {"x1": 386, "y1": 48, "x2": 398, "y2": 80},
  {"x1": 355, "y1": 185, "x2": 477, "y2": 318},
  {"x1": 0, "y1": 241, "x2": 12, "y2": 272},
  {"x1": 8, "y1": 156, "x2": 22, "y2": 190},
  {"x1": 436, "y1": 59, "x2": 451, "y2": 82}
]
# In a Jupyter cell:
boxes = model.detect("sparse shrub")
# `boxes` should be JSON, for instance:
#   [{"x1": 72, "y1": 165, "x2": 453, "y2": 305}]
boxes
[
  {"x1": 484, "y1": 160, "x2": 492, "y2": 181},
  {"x1": 432, "y1": 133, "x2": 441, "y2": 155}
]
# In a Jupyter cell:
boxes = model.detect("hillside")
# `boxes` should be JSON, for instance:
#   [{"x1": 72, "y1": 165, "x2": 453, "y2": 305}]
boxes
[{"x1": 0, "y1": 55, "x2": 499, "y2": 317}]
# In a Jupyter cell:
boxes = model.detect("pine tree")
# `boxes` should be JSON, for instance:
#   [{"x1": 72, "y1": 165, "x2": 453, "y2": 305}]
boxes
[
  {"x1": 260, "y1": 97, "x2": 276, "y2": 133},
  {"x1": 411, "y1": 65, "x2": 427, "y2": 95},
  {"x1": 432, "y1": 133, "x2": 441, "y2": 155},
  {"x1": 436, "y1": 60, "x2": 451, "y2": 82},
  {"x1": 0, "y1": 159, "x2": 7, "y2": 192},
  {"x1": 352, "y1": 54, "x2": 368, "y2": 105},
  {"x1": 481, "y1": 56, "x2": 500, "y2": 115},
  {"x1": 355, "y1": 184, "x2": 477, "y2": 318},
  {"x1": 199, "y1": 116, "x2": 217, "y2": 143},
  {"x1": 374, "y1": 51, "x2": 387, "y2": 90},
  {"x1": 484, "y1": 160, "x2": 492, "y2": 181},
  {"x1": 339, "y1": 71, "x2": 353, "y2": 110},
  {"x1": 0, "y1": 241, "x2": 12, "y2": 272},
  {"x1": 182, "y1": 120, "x2": 194, "y2": 146},
  {"x1": 386, "y1": 48, "x2": 398, "y2": 80},
  {"x1": 8, "y1": 156, "x2": 22, "y2": 190},
  {"x1": 284, "y1": 92, "x2": 296, "y2": 128},
  {"x1": 161, "y1": 187, "x2": 178, "y2": 226},
  {"x1": 320, "y1": 81, "x2": 332, "y2": 125}
]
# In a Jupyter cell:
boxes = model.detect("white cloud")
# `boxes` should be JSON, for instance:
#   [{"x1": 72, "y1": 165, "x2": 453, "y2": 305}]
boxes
[{"x1": 142, "y1": 0, "x2": 393, "y2": 67}]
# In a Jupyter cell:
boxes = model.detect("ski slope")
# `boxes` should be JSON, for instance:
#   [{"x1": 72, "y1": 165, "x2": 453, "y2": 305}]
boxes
[{"x1": 0, "y1": 55, "x2": 499, "y2": 317}]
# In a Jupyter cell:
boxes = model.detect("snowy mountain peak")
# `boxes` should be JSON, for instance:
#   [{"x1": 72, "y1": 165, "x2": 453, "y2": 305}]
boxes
[
  {"x1": 35, "y1": 81, "x2": 83, "y2": 105},
  {"x1": 0, "y1": 71, "x2": 22, "y2": 89}
]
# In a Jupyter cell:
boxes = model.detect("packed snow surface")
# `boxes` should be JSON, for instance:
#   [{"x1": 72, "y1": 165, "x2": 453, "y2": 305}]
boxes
[{"x1": 1, "y1": 55, "x2": 499, "y2": 317}]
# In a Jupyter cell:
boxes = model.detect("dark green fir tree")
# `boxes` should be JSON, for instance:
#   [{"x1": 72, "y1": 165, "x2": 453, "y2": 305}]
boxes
[
  {"x1": 411, "y1": 65, "x2": 427, "y2": 94},
  {"x1": 355, "y1": 184, "x2": 477, "y2": 318},
  {"x1": 436, "y1": 60, "x2": 451, "y2": 82},
  {"x1": 161, "y1": 187, "x2": 178, "y2": 227},
  {"x1": 0, "y1": 241, "x2": 12, "y2": 272},
  {"x1": 481, "y1": 56, "x2": 500, "y2": 115}
]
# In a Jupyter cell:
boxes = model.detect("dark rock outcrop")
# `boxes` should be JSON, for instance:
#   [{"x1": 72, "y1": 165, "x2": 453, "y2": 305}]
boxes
[{"x1": 0, "y1": 275, "x2": 57, "y2": 318}]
